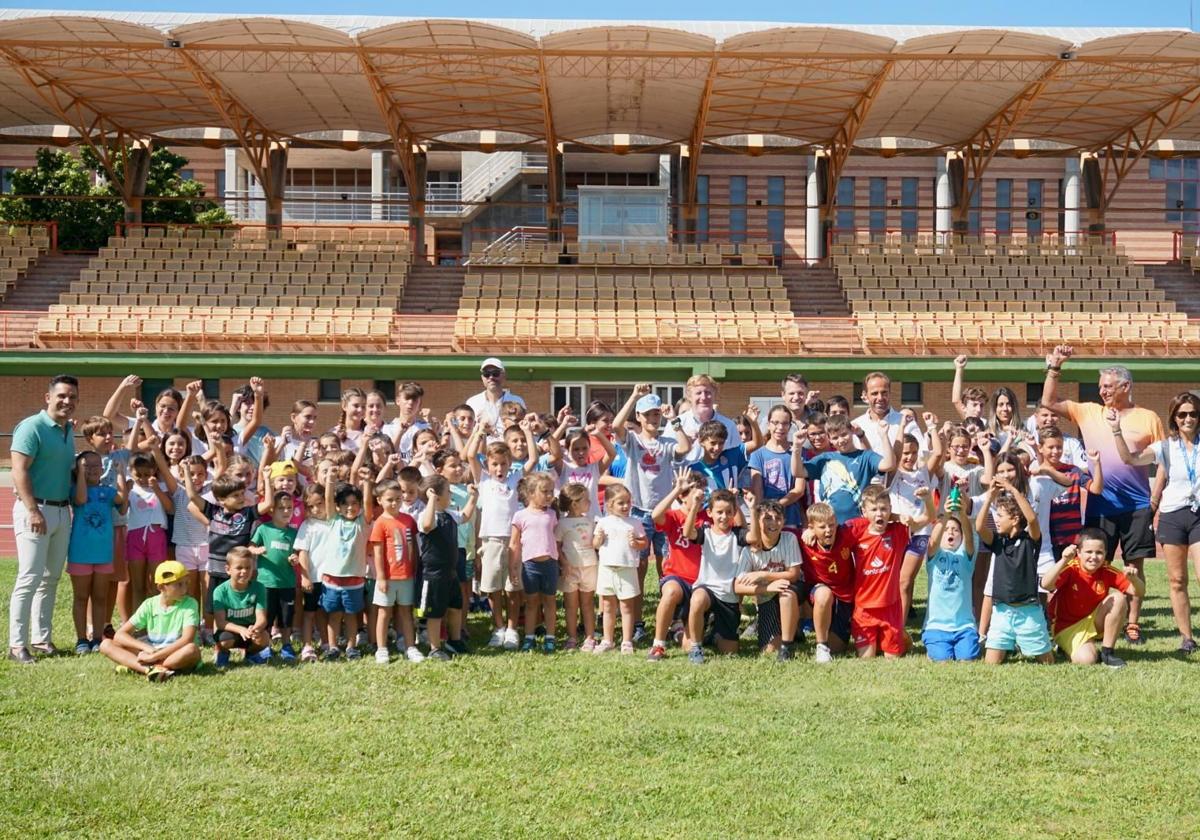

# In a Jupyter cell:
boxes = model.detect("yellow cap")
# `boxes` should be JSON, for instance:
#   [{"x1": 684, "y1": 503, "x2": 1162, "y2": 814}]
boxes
[
  {"x1": 269, "y1": 461, "x2": 298, "y2": 480},
  {"x1": 154, "y1": 560, "x2": 188, "y2": 586}
]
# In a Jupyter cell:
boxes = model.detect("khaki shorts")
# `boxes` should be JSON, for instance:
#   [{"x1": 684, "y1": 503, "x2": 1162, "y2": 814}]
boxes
[
  {"x1": 479, "y1": 538, "x2": 521, "y2": 594},
  {"x1": 560, "y1": 564, "x2": 598, "y2": 594},
  {"x1": 595, "y1": 565, "x2": 641, "y2": 600}
]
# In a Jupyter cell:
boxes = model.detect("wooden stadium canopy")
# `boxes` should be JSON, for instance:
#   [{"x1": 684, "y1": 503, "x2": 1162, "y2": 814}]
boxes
[{"x1": 5, "y1": 12, "x2": 1200, "y2": 228}]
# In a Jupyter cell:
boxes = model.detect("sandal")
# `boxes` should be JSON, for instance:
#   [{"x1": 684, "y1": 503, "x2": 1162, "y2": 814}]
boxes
[
  {"x1": 146, "y1": 666, "x2": 174, "y2": 683},
  {"x1": 1124, "y1": 623, "x2": 1145, "y2": 646}
]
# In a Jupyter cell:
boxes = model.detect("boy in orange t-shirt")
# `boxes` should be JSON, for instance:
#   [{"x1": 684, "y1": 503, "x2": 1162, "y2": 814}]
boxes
[
  {"x1": 369, "y1": 479, "x2": 421, "y2": 664},
  {"x1": 1041, "y1": 527, "x2": 1144, "y2": 669}
]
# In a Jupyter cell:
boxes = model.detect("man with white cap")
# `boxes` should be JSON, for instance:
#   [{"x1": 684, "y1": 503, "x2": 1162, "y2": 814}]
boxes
[{"x1": 466, "y1": 357, "x2": 526, "y2": 434}]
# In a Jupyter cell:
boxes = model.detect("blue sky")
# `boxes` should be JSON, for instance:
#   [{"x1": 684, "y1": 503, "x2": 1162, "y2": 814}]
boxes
[{"x1": 8, "y1": 1, "x2": 1199, "y2": 28}]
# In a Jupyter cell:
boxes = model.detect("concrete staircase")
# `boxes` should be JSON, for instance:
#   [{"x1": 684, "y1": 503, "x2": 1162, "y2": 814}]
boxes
[
  {"x1": 0, "y1": 252, "x2": 89, "y2": 310},
  {"x1": 780, "y1": 264, "x2": 852, "y2": 317},
  {"x1": 399, "y1": 264, "x2": 466, "y2": 315},
  {"x1": 1146, "y1": 262, "x2": 1200, "y2": 319}
]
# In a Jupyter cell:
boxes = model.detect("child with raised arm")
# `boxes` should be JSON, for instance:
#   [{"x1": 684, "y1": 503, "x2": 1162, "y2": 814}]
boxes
[
  {"x1": 470, "y1": 441, "x2": 525, "y2": 650},
  {"x1": 889, "y1": 410, "x2": 945, "y2": 624},
  {"x1": 555, "y1": 482, "x2": 600, "y2": 651},
  {"x1": 683, "y1": 489, "x2": 746, "y2": 664},
  {"x1": 1036, "y1": 427, "x2": 1103, "y2": 561},
  {"x1": 592, "y1": 484, "x2": 648, "y2": 654},
  {"x1": 435, "y1": 449, "x2": 477, "y2": 646},
  {"x1": 734, "y1": 493, "x2": 803, "y2": 661},
  {"x1": 796, "y1": 413, "x2": 898, "y2": 524},
  {"x1": 647, "y1": 468, "x2": 708, "y2": 660},
  {"x1": 249, "y1": 492, "x2": 299, "y2": 662},
  {"x1": 319, "y1": 470, "x2": 374, "y2": 660},
  {"x1": 417, "y1": 475, "x2": 478, "y2": 661},
  {"x1": 847, "y1": 484, "x2": 932, "y2": 659},
  {"x1": 922, "y1": 494, "x2": 979, "y2": 662},
  {"x1": 125, "y1": 442, "x2": 176, "y2": 608},
  {"x1": 80, "y1": 413, "x2": 132, "y2": 635},
  {"x1": 1042, "y1": 528, "x2": 1143, "y2": 668},
  {"x1": 687, "y1": 420, "x2": 753, "y2": 499},
  {"x1": 950, "y1": 355, "x2": 988, "y2": 421},
  {"x1": 68, "y1": 451, "x2": 127, "y2": 654},
  {"x1": 184, "y1": 468, "x2": 257, "y2": 642},
  {"x1": 511, "y1": 472, "x2": 561, "y2": 653},
  {"x1": 800, "y1": 502, "x2": 857, "y2": 663},
  {"x1": 557, "y1": 427, "x2": 614, "y2": 515},
  {"x1": 211, "y1": 546, "x2": 271, "y2": 668},
  {"x1": 368, "y1": 479, "x2": 421, "y2": 664},
  {"x1": 99, "y1": 560, "x2": 201, "y2": 682},
  {"x1": 976, "y1": 477, "x2": 1054, "y2": 664}
]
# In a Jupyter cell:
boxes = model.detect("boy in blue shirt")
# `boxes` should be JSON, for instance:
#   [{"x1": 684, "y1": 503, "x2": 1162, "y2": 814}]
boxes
[
  {"x1": 688, "y1": 420, "x2": 760, "y2": 499},
  {"x1": 796, "y1": 414, "x2": 898, "y2": 523},
  {"x1": 922, "y1": 495, "x2": 979, "y2": 661}
]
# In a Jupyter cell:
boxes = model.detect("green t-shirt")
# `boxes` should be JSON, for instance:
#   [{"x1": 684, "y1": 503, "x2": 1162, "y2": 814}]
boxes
[
  {"x1": 250, "y1": 523, "x2": 298, "y2": 589},
  {"x1": 449, "y1": 483, "x2": 476, "y2": 554},
  {"x1": 11, "y1": 410, "x2": 75, "y2": 502},
  {"x1": 212, "y1": 580, "x2": 267, "y2": 628},
  {"x1": 131, "y1": 594, "x2": 200, "y2": 648}
]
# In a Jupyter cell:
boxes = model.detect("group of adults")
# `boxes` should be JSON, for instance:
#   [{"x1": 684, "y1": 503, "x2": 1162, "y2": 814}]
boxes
[{"x1": 8, "y1": 345, "x2": 1200, "y2": 662}]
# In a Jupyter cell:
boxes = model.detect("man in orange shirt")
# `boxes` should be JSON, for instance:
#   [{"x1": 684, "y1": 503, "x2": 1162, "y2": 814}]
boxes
[{"x1": 1041, "y1": 345, "x2": 1164, "y2": 645}]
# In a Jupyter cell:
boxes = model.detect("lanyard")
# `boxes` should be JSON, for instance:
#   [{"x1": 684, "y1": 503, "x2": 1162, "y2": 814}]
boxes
[{"x1": 1180, "y1": 436, "x2": 1200, "y2": 490}]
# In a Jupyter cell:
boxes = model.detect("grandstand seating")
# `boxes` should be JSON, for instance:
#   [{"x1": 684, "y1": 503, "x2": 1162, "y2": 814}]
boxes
[
  {"x1": 36, "y1": 226, "x2": 408, "y2": 349},
  {"x1": 0, "y1": 225, "x2": 53, "y2": 296},
  {"x1": 466, "y1": 241, "x2": 775, "y2": 267},
  {"x1": 455, "y1": 243, "x2": 799, "y2": 354},
  {"x1": 832, "y1": 234, "x2": 1194, "y2": 354}
]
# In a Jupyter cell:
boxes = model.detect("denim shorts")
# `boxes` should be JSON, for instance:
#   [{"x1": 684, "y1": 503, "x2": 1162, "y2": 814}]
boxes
[
  {"x1": 319, "y1": 584, "x2": 365, "y2": 615},
  {"x1": 922, "y1": 626, "x2": 980, "y2": 661},
  {"x1": 521, "y1": 559, "x2": 560, "y2": 596},
  {"x1": 633, "y1": 507, "x2": 668, "y2": 562}
]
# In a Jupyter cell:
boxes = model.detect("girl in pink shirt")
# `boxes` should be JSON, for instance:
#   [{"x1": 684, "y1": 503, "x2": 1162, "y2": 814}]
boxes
[{"x1": 510, "y1": 472, "x2": 560, "y2": 653}]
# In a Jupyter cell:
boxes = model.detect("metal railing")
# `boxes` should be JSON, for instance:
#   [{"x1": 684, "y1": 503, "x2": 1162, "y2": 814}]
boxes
[
  {"x1": 460, "y1": 152, "x2": 547, "y2": 206},
  {"x1": 464, "y1": 225, "x2": 549, "y2": 264}
]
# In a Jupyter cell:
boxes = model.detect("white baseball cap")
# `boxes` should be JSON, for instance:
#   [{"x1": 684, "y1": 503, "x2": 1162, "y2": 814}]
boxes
[{"x1": 480, "y1": 357, "x2": 505, "y2": 372}]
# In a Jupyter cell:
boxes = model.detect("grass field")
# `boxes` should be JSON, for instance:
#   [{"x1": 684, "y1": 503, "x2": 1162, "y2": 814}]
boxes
[{"x1": 1, "y1": 560, "x2": 1198, "y2": 839}]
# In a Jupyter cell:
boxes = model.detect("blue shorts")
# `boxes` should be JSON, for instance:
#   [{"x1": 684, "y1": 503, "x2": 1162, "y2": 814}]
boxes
[
  {"x1": 922, "y1": 626, "x2": 980, "y2": 661},
  {"x1": 906, "y1": 534, "x2": 930, "y2": 557},
  {"x1": 633, "y1": 507, "x2": 668, "y2": 562},
  {"x1": 658, "y1": 575, "x2": 693, "y2": 619},
  {"x1": 521, "y1": 560, "x2": 560, "y2": 596},
  {"x1": 319, "y1": 584, "x2": 365, "y2": 615},
  {"x1": 986, "y1": 601, "x2": 1052, "y2": 656}
]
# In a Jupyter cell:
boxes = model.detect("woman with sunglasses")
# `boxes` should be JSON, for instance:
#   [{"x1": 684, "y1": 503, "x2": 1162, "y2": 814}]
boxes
[{"x1": 1110, "y1": 393, "x2": 1200, "y2": 654}]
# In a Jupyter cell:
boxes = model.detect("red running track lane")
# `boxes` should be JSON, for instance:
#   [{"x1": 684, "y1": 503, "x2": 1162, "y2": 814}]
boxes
[{"x1": 0, "y1": 487, "x2": 17, "y2": 555}]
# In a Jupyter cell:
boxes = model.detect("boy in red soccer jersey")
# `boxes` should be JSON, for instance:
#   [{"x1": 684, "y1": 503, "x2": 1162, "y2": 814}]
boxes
[
  {"x1": 846, "y1": 484, "x2": 933, "y2": 659},
  {"x1": 1041, "y1": 527, "x2": 1143, "y2": 668},
  {"x1": 799, "y1": 502, "x2": 857, "y2": 663},
  {"x1": 647, "y1": 468, "x2": 708, "y2": 661}
]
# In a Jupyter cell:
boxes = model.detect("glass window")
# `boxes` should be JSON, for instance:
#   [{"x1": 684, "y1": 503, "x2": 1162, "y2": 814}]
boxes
[
  {"x1": 1167, "y1": 159, "x2": 1183, "y2": 179},
  {"x1": 766, "y1": 175, "x2": 785, "y2": 260},
  {"x1": 900, "y1": 382, "x2": 922, "y2": 405},
  {"x1": 140, "y1": 379, "x2": 176, "y2": 408},
  {"x1": 1149, "y1": 159, "x2": 1165, "y2": 180},
  {"x1": 1025, "y1": 382, "x2": 1044, "y2": 407},
  {"x1": 900, "y1": 176, "x2": 919, "y2": 235},
  {"x1": 0, "y1": 166, "x2": 14, "y2": 194},
  {"x1": 969, "y1": 180, "x2": 982, "y2": 235},
  {"x1": 179, "y1": 169, "x2": 194, "y2": 181},
  {"x1": 728, "y1": 175, "x2": 747, "y2": 243},
  {"x1": 1026, "y1": 179, "x2": 1044, "y2": 237},
  {"x1": 869, "y1": 177, "x2": 886, "y2": 235},
  {"x1": 995, "y1": 179, "x2": 1012, "y2": 234},
  {"x1": 318, "y1": 379, "x2": 341, "y2": 403},
  {"x1": 1185, "y1": 159, "x2": 1199, "y2": 179},
  {"x1": 373, "y1": 380, "x2": 396, "y2": 402},
  {"x1": 1167, "y1": 182, "x2": 1182, "y2": 223},
  {"x1": 696, "y1": 174, "x2": 709, "y2": 243},
  {"x1": 836, "y1": 176, "x2": 855, "y2": 234},
  {"x1": 1079, "y1": 382, "x2": 1100, "y2": 403}
]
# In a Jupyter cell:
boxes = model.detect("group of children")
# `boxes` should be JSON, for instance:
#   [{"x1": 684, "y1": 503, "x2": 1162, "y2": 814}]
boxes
[{"x1": 67, "y1": 367, "x2": 1146, "y2": 681}]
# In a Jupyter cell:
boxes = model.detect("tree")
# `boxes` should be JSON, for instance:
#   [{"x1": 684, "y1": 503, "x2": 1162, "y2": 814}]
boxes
[{"x1": 0, "y1": 145, "x2": 231, "y2": 250}]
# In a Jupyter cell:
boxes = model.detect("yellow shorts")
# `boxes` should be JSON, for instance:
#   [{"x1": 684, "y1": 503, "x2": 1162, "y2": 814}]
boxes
[{"x1": 1054, "y1": 616, "x2": 1099, "y2": 657}]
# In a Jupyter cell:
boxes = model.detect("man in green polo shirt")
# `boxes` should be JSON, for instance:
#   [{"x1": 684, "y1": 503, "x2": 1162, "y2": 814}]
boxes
[{"x1": 9, "y1": 374, "x2": 78, "y2": 664}]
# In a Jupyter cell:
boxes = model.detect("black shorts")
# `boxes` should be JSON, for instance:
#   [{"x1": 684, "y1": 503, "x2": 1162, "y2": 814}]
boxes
[
  {"x1": 757, "y1": 597, "x2": 782, "y2": 648},
  {"x1": 217, "y1": 630, "x2": 252, "y2": 649},
  {"x1": 420, "y1": 574, "x2": 463, "y2": 620},
  {"x1": 266, "y1": 586, "x2": 295, "y2": 628},
  {"x1": 696, "y1": 586, "x2": 741, "y2": 642},
  {"x1": 205, "y1": 572, "x2": 229, "y2": 614},
  {"x1": 456, "y1": 548, "x2": 468, "y2": 584},
  {"x1": 1086, "y1": 507, "x2": 1156, "y2": 563},
  {"x1": 302, "y1": 582, "x2": 324, "y2": 613},
  {"x1": 803, "y1": 582, "x2": 852, "y2": 643},
  {"x1": 1157, "y1": 506, "x2": 1200, "y2": 547}
]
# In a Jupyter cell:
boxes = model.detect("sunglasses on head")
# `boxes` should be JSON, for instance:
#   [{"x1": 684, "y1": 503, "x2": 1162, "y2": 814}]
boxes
[{"x1": 481, "y1": 368, "x2": 503, "y2": 378}]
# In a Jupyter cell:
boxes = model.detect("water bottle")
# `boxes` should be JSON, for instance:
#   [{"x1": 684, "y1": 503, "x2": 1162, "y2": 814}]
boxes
[{"x1": 948, "y1": 485, "x2": 962, "y2": 514}]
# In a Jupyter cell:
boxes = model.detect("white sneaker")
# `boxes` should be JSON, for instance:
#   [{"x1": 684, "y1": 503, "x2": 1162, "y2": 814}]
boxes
[
  {"x1": 488, "y1": 628, "x2": 505, "y2": 648},
  {"x1": 405, "y1": 646, "x2": 426, "y2": 663},
  {"x1": 374, "y1": 648, "x2": 390, "y2": 665},
  {"x1": 815, "y1": 643, "x2": 833, "y2": 664},
  {"x1": 502, "y1": 627, "x2": 519, "y2": 651},
  {"x1": 741, "y1": 619, "x2": 758, "y2": 641}
]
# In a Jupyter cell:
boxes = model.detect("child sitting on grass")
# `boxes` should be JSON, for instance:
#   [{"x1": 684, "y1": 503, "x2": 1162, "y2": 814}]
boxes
[
  {"x1": 734, "y1": 493, "x2": 803, "y2": 661},
  {"x1": 922, "y1": 495, "x2": 979, "y2": 662},
  {"x1": 683, "y1": 489, "x2": 745, "y2": 664},
  {"x1": 1042, "y1": 528, "x2": 1143, "y2": 669},
  {"x1": 799, "y1": 502, "x2": 857, "y2": 663},
  {"x1": 647, "y1": 469, "x2": 709, "y2": 661},
  {"x1": 99, "y1": 560, "x2": 201, "y2": 682},
  {"x1": 212, "y1": 546, "x2": 271, "y2": 669},
  {"x1": 976, "y1": 478, "x2": 1054, "y2": 665}
]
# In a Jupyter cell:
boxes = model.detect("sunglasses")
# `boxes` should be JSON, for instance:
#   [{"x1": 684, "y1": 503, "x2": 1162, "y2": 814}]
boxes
[
  {"x1": 481, "y1": 368, "x2": 503, "y2": 378},
  {"x1": 1177, "y1": 410, "x2": 1199, "y2": 419}
]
